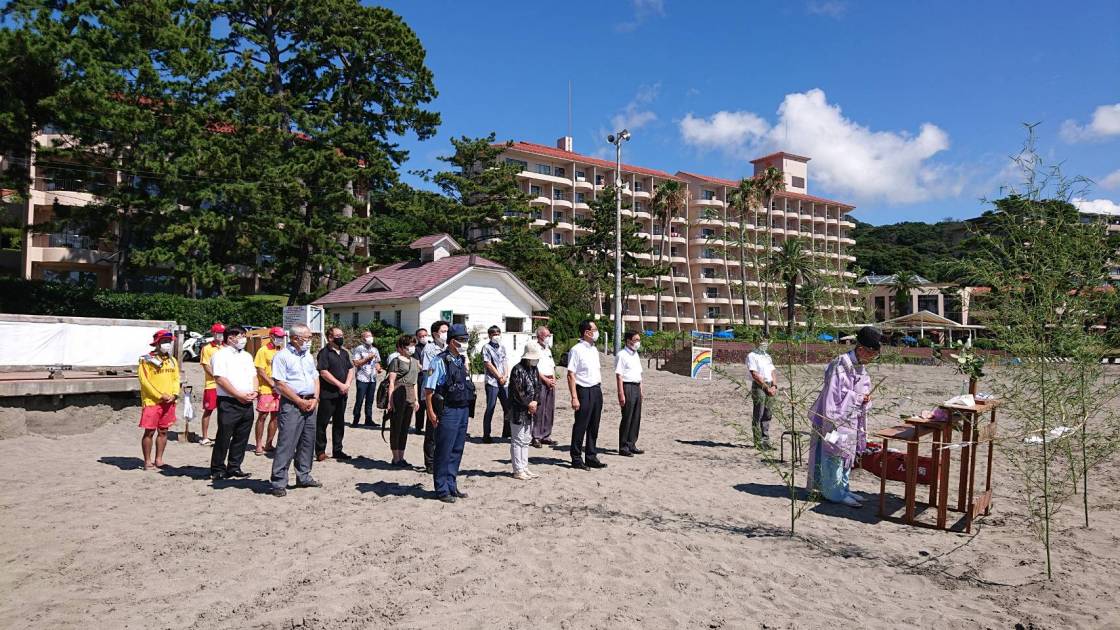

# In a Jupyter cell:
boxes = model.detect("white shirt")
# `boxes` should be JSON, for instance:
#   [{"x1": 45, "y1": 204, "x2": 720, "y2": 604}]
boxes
[
  {"x1": 534, "y1": 341, "x2": 556, "y2": 377},
  {"x1": 211, "y1": 345, "x2": 257, "y2": 398},
  {"x1": 747, "y1": 350, "x2": 776, "y2": 385},
  {"x1": 615, "y1": 346, "x2": 643, "y2": 383},
  {"x1": 566, "y1": 340, "x2": 602, "y2": 387}
]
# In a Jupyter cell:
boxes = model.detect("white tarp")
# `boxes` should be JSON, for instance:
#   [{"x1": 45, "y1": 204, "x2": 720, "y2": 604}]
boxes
[{"x1": 0, "y1": 317, "x2": 174, "y2": 368}]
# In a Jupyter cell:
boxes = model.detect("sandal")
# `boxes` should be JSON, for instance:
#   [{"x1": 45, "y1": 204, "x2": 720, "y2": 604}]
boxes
[{"x1": 199, "y1": 438, "x2": 214, "y2": 446}]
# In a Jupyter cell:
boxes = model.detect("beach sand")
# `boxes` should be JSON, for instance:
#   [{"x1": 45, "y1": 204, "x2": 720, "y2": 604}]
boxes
[{"x1": 1, "y1": 357, "x2": 1118, "y2": 629}]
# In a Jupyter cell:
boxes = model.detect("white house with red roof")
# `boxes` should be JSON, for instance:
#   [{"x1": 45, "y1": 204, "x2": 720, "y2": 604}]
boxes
[{"x1": 313, "y1": 234, "x2": 548, "y2": 343}]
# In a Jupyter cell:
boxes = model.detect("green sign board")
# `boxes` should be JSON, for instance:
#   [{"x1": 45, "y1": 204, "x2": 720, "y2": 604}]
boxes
[{"x1": 440, "y1": 310, "x2": 453, "y2": 322}]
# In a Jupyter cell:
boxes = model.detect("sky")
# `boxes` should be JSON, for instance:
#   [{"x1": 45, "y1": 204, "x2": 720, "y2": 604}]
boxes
[{"x1": 377, "y1": 0, "x2": 1120, "y2": 225}]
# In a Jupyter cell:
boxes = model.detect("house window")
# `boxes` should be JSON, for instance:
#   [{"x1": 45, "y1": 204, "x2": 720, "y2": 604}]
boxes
[
  {"x1": 373, "y1": 311, "x2": 381, "y2": 324},
  {"x1": 505, "y1": 158, "x2": 527, "y2": 170},
  {"x1": 536, "y1": 164, "x2": 552, "y2": 175},
  {"x1": 351, "y1": 312, "x2": 359, "y2": 328},
  {"x1": 332, "y1": 313, "x2": 341, "y2": 325},
  {"x1": 394, "y1": 310, "x2": 402, "y2": 329},
  {"x1": 452, "y1": 313, "x2": 468, "y2": 325},
  {"x1": 702, "y1": 189, "x2": 716, "y2": 200},
  {"x1": 791, "y1": 175, "x2": 805, "y2": 188},
  {"x1": 553, "y1": 189, "x2": 566, "y2": 200},
  {"x1": 917, "y1": 294, "x2": 939, "y2": 314},
  {"x1": 576, "y1": 192, "x2": 585, "y2": 203},
  {"x1": 530, "y1": 185, "x2": 541, "y2": 196},
  {"x1": 504, "y1": 317, "x2": 525, "y2": 333}
]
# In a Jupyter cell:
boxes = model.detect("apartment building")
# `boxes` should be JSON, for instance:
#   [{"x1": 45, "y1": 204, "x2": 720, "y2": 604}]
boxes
[
  {"x1": 1079, "y1": 209, "x2": 1120, "y2": 283},
  {"x1": 499, "y1": 138, "x2": 861, "y2": 331},
  {"x1": 1, "y1": 129, "x2": 373, "y2": 292}
]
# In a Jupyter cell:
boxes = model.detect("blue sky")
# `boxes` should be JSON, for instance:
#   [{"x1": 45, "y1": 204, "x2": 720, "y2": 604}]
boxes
[{"x1": 379, "y1": 0, "x2": 1120, "y2": 225}]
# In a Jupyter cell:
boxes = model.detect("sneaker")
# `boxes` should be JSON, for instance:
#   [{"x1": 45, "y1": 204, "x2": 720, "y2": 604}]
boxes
[
  {"x1": 630, "y1": 447, "x2": 644, "y2": 455},
  {"x1": 438, "y1": 494, "x2": 457, "y2": 504},
  {"x1": 839, "y1": 495, "x2": 862, "y2": 508},
  {"x1": 296, "y1": 478, "x2": 322, "y2": 489},
  {"x1": 271, "y1": 488, "x2": 287, "y2": 497},
  {"x1": 452, "y1": 490, "x2": 468, "y2": 499},
  {"x1": 226, "y1": 470, "x2": 250, "y2": 478},
  {"x1": 530, "y1": 439, "x2": 542, "y2": 448},
  {"x1": 199, "y1": 438, "x2": 214, "y2": 446},
  {"x1": 334, "y1": 452, "x2": 353, "y2": 461},
  {"x1": 525, "y1": 469, "x2": 540, "y2": 479},
  {"x1": 586, "y1": 459, "x2": 607, "y2": 469},
  {"x1": 513, "y1": 471, "x2": 532, "y2": 481}
]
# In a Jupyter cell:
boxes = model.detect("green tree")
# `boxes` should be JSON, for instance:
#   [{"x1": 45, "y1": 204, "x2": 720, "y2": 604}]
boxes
[
  {"x1": 728, "y1": 177, "x2": 760, "y2": 326},
  {"x1": 797, "y1": 278, "x2": 826, "y2": 333},
  {"x1": 767, "y1": 238, "x2": 815, "y2": 336},
  {"x1": 650, "y1": 180, "x2": 687, "y2": 329},
  {"x1": 754, "y1": 166, "x2": 786, "y2": 335},
  {"x1": 891, "y1": 270, "x2": 921, "y2": 317}
]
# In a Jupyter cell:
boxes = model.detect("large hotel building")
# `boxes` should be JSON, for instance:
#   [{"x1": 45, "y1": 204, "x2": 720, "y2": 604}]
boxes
[{"x1": 497, "y1": 137, "x2": 861, "y2": 330}]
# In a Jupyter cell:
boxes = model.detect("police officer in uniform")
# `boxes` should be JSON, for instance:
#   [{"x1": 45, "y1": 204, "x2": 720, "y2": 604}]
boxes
[{"x1": 424, "y1": 323, "x2": 476, "y2": 503}]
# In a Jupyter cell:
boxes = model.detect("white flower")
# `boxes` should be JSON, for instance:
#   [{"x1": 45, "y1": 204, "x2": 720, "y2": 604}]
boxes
[{"x1": 1024, "y1": 435, "x2": 1043, "y2": 445}]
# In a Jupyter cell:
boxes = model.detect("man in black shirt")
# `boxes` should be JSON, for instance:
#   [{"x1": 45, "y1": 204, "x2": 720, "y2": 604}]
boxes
[{"x1": 316, "y1": 327, "x2": 355, "y2": 461}]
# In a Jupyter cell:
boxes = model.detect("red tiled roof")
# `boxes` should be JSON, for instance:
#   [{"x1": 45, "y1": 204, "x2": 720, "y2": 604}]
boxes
[
  {"x1": 675, "y1": 171, "x2": 854, "y2": 209},
  {"x1": 750, "y1": 151, "x2": 811, "y2": 164},
  {"x1": 313, "y1": 254, "x2": 507, "y2": 306},
  {"x1": 500, "y1": 141, "x2": 680, "y2": 180},
  {"x1": 409, "y1": 233, "x2": 459, "y2": 250}
]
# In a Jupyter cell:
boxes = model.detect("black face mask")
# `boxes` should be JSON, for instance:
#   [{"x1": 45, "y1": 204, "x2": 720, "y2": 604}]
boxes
[{"x1": 332, "y1": 337, "x2": 344, "y2": 346}]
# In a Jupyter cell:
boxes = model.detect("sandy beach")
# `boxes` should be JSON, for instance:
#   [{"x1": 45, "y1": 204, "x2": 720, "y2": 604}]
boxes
[{"x1": 1, "y1": 357, "x2": 1119, "y2": 629}]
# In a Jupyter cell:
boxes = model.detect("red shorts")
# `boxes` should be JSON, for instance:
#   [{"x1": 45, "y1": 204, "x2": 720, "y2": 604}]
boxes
[
  {"x1": 139, "y1": 402, "x2": 176, "y2": 430},
  {"x1": 256, "y1": 393, "x2": 280, "y2": 413},
  {"x1": 203, "y1": 388, "x2": 218, "y2": 411}
]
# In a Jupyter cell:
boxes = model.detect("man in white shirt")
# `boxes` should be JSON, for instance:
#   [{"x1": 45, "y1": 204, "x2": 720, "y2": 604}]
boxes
[
  {"x1": 615, "y1": 330, "x2": 644, "y2": 456},
  {"x1": 566, "y1": 320, "x2": 605, "y2": 470},
  {"x1": 747, "y1": 339, "x2": 778, "y2": 449},
  {"x1": 530, "y1": 326, "x2": 558, "y2": 448},
  {"x1": 209, "y1": 325, "x2": 260, "y2": 480}
]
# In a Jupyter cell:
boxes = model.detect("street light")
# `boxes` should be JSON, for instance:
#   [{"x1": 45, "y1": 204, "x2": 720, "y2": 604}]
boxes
[{"x1": 607, "y1": 129, "x2": 631, "y2": 354}]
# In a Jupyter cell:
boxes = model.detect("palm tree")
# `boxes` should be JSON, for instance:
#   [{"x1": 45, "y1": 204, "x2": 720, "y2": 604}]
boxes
[
  {"x1": 797, "y1": 278, "x2": 827, "y2": 333},
  {"x1": 651, "y1": 181, "x2": 688, "y2": 330},
  {"x1": 768, "y1": 238, "x2": 816, "y2": 336},
  {"x1": 728, "y1": 177, "x2": 760, "y2": 327},
  {"x1": 892, "y1": 270, "x2": 922, "y2": 317},
  {"x1": 755, "y1": 166, "x2": 786, "y2": 336}
]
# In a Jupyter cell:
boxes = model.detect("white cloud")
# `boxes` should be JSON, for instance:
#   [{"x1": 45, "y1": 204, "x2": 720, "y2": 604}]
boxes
[
  {"x1": 616, "y1": 0, "x2": 665, "y2": 32},
  {"x1": 1073, "y1": 197, "x2": 1120, "y2": 216},
  {"x1": 678, "y1": 88, "x2": 958, "y2": 204},
  {"x1": 679, "y1": 111, "x2": 769, "y2": 150},
  {"x1": 610, "y1": 83, "x2": 660, "y2": 132},
  {"x1": 1100, "y1": 169, "x2": 1120, "y2": 190},
  {"x1": 1059, "y1": 103, "x2": 1120, "y2": 143},
  {"x1": 807, "y1": 0, "x2": 847, "y2": 18}
]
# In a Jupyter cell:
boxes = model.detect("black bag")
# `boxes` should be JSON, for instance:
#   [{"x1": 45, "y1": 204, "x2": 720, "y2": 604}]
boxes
[{"x1": 375, "y1": 377, "x2": 390, "y2": 410}]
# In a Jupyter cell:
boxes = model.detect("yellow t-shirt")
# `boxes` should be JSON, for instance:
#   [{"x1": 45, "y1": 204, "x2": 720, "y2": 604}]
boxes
[
  {"x1": 138, "y1": 354, "x2": 181, "y2": 407},
  {"x1": 254, "y1": 343, "x2": 281, "y2": 395},
  {"x1": 200, "y1": 342, "x2": 220, "y2": 390}
]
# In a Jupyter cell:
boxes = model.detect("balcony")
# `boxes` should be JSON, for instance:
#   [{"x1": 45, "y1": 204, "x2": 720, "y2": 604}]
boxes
[
  {"x1": 573, "y1": 200, "x2": 590, "y2": 210},
  {"x1": 840, "y1": 237, "x2": 855, "y2": 245},
  {"x1": 552, "y1": 198, "x2": 573, "y2": 209},
  {"x1": 529, "y1": 195, "x2": 551, "y2": 206},
  {"x1": 840, "y1": 219, "x2": 855, "y2": 229},
  {"x1": 574, "y1": 177, "x2": 593, "y2": 191},
  {"x1": 518, "y1": 170, "x2": 573, "y2": 187},
  {"x1": 553, "y1": 221, "x2": 574, "y2": 231},
  {"x1": 31, "y1": 232, "x2": 103, "y2": 250},
  {"x1": 634, "y1": 210, "x2": 652, "y2": 220},
  {"x1": 692, "y1": 198, "x2": 724, "y2": 209},
  {"x1": 632, "y1": 189, "x2": 651, "y2": 200}
]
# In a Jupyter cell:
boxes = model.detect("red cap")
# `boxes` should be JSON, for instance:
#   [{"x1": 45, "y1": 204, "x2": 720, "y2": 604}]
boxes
[
  {"x1": 210, "y1": 322, "x2": 226, "y2": 334},
  {"x1": 150, "y1": 329, "x2": 173, "y2": 346},
  {"x1": 268, "y1": 326, "x2": 285, "y2": 337}
]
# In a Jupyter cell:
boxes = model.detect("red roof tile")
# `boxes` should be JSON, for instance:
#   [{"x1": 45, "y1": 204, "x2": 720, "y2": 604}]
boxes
[
  {"x1": 313, "y1": 254, "x2": 507, "y2": 306},
  {"x1": 500, "y1": 141, "x2": 680, "y2": 180},
  {"x1": 750, "y1": 151, "x2": 811, "y2": 164},
  {"x1": 409, "y1": 233, "x2": 460, "y2": 250}
]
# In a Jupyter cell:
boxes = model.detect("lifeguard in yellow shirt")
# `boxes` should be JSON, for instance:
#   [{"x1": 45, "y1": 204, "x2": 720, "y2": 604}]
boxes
[
  {"x1": 253, "y1": 326, "x2": 286, "y2": 455},
  {"x1": 138, "y1": 329, "x2": 181, "y2": 470}
]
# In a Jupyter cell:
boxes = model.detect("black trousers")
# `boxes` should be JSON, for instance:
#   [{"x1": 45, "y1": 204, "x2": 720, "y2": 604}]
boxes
[
  {"x1": 316, "y1": 394, "x2": 348, "y2": 455},
  {"x1": 422, "y1": 416, "x2": 436, "y2": 469},
  {"x1": 211, "y1": 396, "x2": 254, "y2": 475},
  {"x1": 414, "y1": 404, "x2": 426, "y2": 433},
  {"x1": 619, "y1": 382, "x2": 642, "y2": 452},
  {"x1": 388, "y1": 387, "x2": 412, "y2": 451},
  {"x1": 570, "y1": 384, "x2": 603, "y2": 463}
]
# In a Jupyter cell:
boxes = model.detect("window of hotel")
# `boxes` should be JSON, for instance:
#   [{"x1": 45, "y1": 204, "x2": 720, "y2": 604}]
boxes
[
  {"x1": 707, "y1": 307, "x2": 721, "y2": 318},
  {"x1": 702, "y1": 267, "x2": 716, "y2": 278},
  {"x1": 575, "y1": 214, "x2": 584, "y2": 222},
  {"x1": 555, "y1": 167, "x2": 565, "y2": 177},
  {"x1": 595, "y1": 175, "x2": 604, "y2": 185},
  {"x1": 702, "y1": 248, "x2": 718, "y2": 259},
  {"x1": 705, "y1": 288, "x2": 718, "y2": 298},
  {"x1": 917, "y1": 294, "x2": 939, "y2": 314},
  {"x1": 553, "y1": 189, "x2": 566, "y2": 200},
  {"x1": 505, "y1": 158, "x2": 527, "y2": 170},
  {"x1": 633, "y1": 202, "x2": 643, "y2": 212},
  {"x1": 553, "y1": 233, "x2": 564, "y2": 245},
  {"x1": 791, "y1": 175, "x2": 805, "y2": 188},
  {"x1": 553, "y1": 210, "x2": 564, "y2": 221},
  {"x1": 576, "y1": 170, "x2": 586, "y2": 180},
  {"x1": 530, "y1": 185, "x2": 541, "y2": 196},
  {"x1": 653, "y1": 225, "x2": 663, "y2": 235},
  {"x1": 702, "y1": 228, "x2": 715, "y2": 238},
  {"x1": 702, "y1": 189, "x2": 716, "y2": 200},
  {"x1": 536, "y1": 164, "x2": 552, "y2": 175},
  {"x1": 633, "y1": 181, "x2": 643, "y2": 192},
  {"x1": 576, "y1": 192, "x2": 586, "y2": 203},
  {"x1": 41, "y1": 268, "x2": 99, "y2": 285},
  {"x1": 670, "y1": 246, "x2": 679, "y2": 257}
]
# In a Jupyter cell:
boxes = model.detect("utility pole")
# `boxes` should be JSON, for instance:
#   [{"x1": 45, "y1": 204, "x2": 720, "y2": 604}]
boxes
[{"x1": 607, "y1": 129, "x2": 630, "y2": 355}]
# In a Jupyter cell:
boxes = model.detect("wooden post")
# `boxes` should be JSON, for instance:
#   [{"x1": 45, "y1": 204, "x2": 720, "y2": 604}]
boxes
[
  {"x1": 175, "y1": 325, "x2": 189, "y2": 443},
  {"x1": 878, "y1": 437, "x2": 888, "y2": 518},
  {"x1": 957, "y1": 412, "x2": 974, "y2": 512},
  {"x1": 905, "y1": 439, "x2": 919, "y2": 524},
  {"x1": 936, "y1": 421, "x2": 952, "y2": 529}
]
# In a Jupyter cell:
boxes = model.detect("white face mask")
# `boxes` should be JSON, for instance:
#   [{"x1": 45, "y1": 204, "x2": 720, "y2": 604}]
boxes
[
  {"x1": 272, "y1": 337, "x2": 285, "y2": 347},
  {"x1": 437, "y1": 332, "x2": 447, "y2": 344},
  {"x1": 758, "y1": 342, "x2": 770, "y2": 354},
  {"x1": 159, "y1": 342, "x2": 173, "y2": 354},
  {"x1": 489, "y1": 335, "x2": 500, "y2": 344},
  {"x1": 631, "y1": 341, "x2": 641, "y2": 352},
  {"x1": 591, "y1": 331, "x2": 600, "y2": 343},
  {"x1": 214, "y1": 333, "x2": 224, "y2": 342},
  {"x1": 299, "y1": 341, "x2": 310, "y2": 352},
  {"x1": 417, "y1": 336, "x2": 428, "y2": 346},
  {"x1": 406, "y1": 345, "x2": 416, "y2": 356},
  {"x1": 362, "y1": 337, "x2": 373, "y2": 346},
  {"x1": 544, "y1": 335, "x2": 554, "y2": 348},
  {"x1": 234, "y1": 337, "x2": 247, "y2": 350}
]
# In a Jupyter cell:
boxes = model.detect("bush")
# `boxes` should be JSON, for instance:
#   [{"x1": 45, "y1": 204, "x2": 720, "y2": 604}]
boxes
[
  {"x1": 0, "y1": 278, "x2": 282, "y2": 332},
  {"x1": 732, "y1": 324, "x2": 762, "y2": 343},
  {"x1": 917, "y1": 337, "x2": 934, "y2": 348},
  {"x1": 972, "y1": 337, "x2": 1000, "y2": 351}
]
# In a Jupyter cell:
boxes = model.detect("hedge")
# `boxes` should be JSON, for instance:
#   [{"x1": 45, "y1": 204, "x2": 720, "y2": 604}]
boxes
[{"x1": 0, "y1": 278, "x2": 282, "y2": 332}]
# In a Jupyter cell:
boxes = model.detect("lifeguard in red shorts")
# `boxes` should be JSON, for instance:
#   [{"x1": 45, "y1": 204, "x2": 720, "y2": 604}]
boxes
[
  {"x1": 198, "y1": 322, "x2": 225, "y2": 445},
  {"x1": 253, "y1": 326, "x2": 286, "y2": 455},
  {"x1": 138, "y1": 329, "x2": 181, "y2": 470}
]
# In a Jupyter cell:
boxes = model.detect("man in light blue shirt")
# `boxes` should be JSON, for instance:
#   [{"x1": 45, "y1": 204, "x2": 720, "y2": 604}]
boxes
[
  {"x1": 269, "y1": 324, "x2": 322, "y2": 497},
  {"x1": 481, "y1": 325, "x2": 510, "y2": 443}
]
